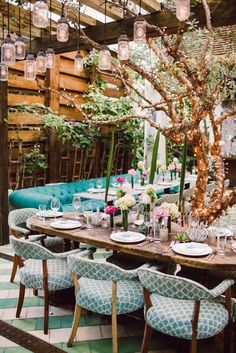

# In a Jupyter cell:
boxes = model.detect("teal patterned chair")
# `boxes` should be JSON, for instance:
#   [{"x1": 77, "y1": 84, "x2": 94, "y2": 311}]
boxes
[
  {"x1": 10, "y1": 236, "x2": 94, "y2": 335},
  {"x1": 67, "y1": 253, "x2": 146, "y2": 353},
  {"x1": 138, "y1": 267, "x2": 234, "y2": 353},
  {"x1": 8, "y1": 208, "x2": 65, "y2": 282}
]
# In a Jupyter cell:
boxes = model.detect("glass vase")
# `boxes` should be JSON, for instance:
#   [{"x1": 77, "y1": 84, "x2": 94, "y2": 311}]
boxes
[
  {"x1": 109, "y1": 214, "x2": 114, "y2": 229},
  {"x1": 122, "y1": 210, "x2": 128, "y2": 231}
]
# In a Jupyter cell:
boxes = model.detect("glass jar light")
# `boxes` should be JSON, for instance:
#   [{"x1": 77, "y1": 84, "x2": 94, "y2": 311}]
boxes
[
  {"x1": 36, "y1": 50, "x2": 46, "y2": 72},
  {"x1": 57, "y1": 14, "x2": 69, "y2": 42},
  {"x1": 24, "y1": 52, "x2": 36, "y2": 80},
  {"x1": 46, "y1": 47, "x2": 55, "y2": 69},
  {"x1": 134, "y1": 16, "x2": 146, "y2": 43},
  {"x1": 1, "y1": 35, "x2": 16, "y2": 66},
  {"x1": 74, "y1": 51, "x2": 84, "y2": 72},
  {"x1": 15, "y1": 35, "x2": 26, "y2": 60},
  {"x1": 33, "y1": 0, "x2": 49, "y2": 28},
  {"x1": 176, "y1": 0, "x2": 190, "y2": 21},
  {"x1": 0, "y1": 63, "x2": 8, "y2": 81},
  {"x1": 118, "y1": 32, "x2": 129, "y2": 61},
  {"x1": 98, "y1": 45, "x2": 111, "y2": 71}
]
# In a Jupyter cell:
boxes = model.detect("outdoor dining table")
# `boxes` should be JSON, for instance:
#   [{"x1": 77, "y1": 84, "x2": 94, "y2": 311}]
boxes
[{"x1": 26, "y1": 215, "x2": 236, "y2": 272}]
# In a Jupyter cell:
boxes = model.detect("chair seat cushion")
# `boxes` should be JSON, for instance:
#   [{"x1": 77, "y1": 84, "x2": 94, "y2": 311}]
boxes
[
  {"x1": 77, "y1": 277, "x2": 144, "y2": 315},
  {"x1": 20, "y1": 258, "x2": 73, "y2": 291},
  {"x1": 44, "y1": 236, "x2": 65, "y2": 253},
  {"x1": 146, "y1": 293, "x2": 228, "y2": 340}
]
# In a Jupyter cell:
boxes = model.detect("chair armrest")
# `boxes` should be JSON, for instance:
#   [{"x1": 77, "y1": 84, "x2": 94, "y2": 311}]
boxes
[
  {"x1": 10, "y1": 225, "x2": 31, "y2": 235},
  {"x1": 28, "y1": 234, "x2": 46, "y2": 242},
  {"x1": 54, "y1": 248, "x2": 95, "y2": 259},
  {"x1": 209, "y1": 279, "x2": 234, "y2": 298}
]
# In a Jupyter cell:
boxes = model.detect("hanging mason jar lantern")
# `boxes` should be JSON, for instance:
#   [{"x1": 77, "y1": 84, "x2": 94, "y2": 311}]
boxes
[
  {"x1": 1, "y1": 35, "x2": 16, "y2": 66},
  {"x1": 98, "y1": 45, "x2": 111, "y2": 71},
  {"x1": 46, "y1": 47, "x2": 55, "y2": 69},
  {"x1": 0, "y1": 63, "x2": 8, "y2": 81},
  {"x1": 36, "y1": 50, "x2": 46, "y2": 72},
  {"x1": 74, "y1": 51, "x2": 84, "y2": 72},
  {"x1": 15, "y1": 35, "x2": 26, "y2": 60},
  {"x1": 24, "y1": 52, "x2": 36, "y2": 80},
  {"x1": 33, "y1": 0, "x2": 49, "y2": 28},
  {"x1": 118, "y1": 32, "x2": 129, "y2": 61},
  {"x1": 57, "y1": 14, "x2": 69, "y2": 42},
  {"x1": 176, "y1": 0, "x2": 190, "y2": 21},
  {"x1": 134, "y1": 15, "x2": 146, "y2": 43}
]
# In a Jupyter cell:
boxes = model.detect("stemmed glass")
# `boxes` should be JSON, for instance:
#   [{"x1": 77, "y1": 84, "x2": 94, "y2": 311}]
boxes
[
  {"x1": 111, "y1": 177, "x2": 117, "y2": 188},
  {"x1": 50, "y1": 197, "x2": 61, "y2": 220},
  {"x1": 144, "y1": 211, "x2": 153, "y2": 242},
  {"x1": 97, "y1": 179, "x2": 103, "y2": 193},
  {"x1": 83, "y1": 202, "x2": 93, "y2": 229},
  {"x1": 72, "y1": 196, "x2": 81, "y2": 219},
  {"x1": 130, "y1": 208, "x2": 137, "y2": 228}
]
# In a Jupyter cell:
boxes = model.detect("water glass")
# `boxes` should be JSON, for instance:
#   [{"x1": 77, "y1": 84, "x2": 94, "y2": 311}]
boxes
[
  {"x1": 217, "y1": 234, "x2": 226, "y2": 256},
  {"x1": 111, "y1": 177, "x2": 117, "y2": 188},
  {"x1": 88, "y1": 183, "x2": 94, "y2": 191},
  {"x1": 50, "y1": 197, "x2": 60, "y2": 220},
  {"x1": 129, "y1": 209, "x2": 137, "y2": 228},
  {"x1": 72, "y1": 196, "x2": 81, "y2": 219},
  {"x1": 83, "y1": 202, "x2": 93, "y2": 229},
  {"x1": 97, "y1": 179, "x2": 103, "y2": 192},
  {"x1": 38, "y1": 204, "x2": 46, "y2": 224}
]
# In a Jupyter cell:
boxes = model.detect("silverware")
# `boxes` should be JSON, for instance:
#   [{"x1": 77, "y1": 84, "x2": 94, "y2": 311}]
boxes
[{"x1": 206, "y1": 250, "x2": 217, "y2": 260}]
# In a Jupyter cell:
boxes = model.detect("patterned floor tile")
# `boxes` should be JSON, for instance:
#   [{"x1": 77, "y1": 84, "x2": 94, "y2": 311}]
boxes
[
  {"x1": 11, "y1": 318, "x2": 37, "y2": 331},
  {"x1": 100, "y1": 324, "x2": 127, "y2": 339},
  {"x1": 0, "y1": 336, "x2": 18, "y2": 348},
  {"x1": 61, "y1": 340, "x2": 91, "y2": 353}
]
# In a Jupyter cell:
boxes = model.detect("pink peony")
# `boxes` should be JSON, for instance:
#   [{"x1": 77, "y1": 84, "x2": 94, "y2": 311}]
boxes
[
  {"x1": 117, "y1": 177, "x2": 125, "y2": 184},
  {"x1": 128, "y1": 168, "x2": 136, "y2": 176},
  {"x1": 104, "y1": 206, "x2": 117, "y2": 215},
  {"x1": 155, "y1": 209, "x2": 169, "y2": 219}
]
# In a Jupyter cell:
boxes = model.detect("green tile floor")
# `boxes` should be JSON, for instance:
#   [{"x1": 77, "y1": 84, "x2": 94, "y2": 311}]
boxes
[{"x1": 0, "y1": 245, "x2": 225, "y2": 353}]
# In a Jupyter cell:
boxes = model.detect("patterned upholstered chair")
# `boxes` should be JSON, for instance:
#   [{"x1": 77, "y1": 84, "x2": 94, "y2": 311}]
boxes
[
  {"x1": 10, "y1": 236, "x2": 93, "y2": 334},
  {"x1": 8, "y1": 208, "x2": 65, "y2": 282},
  {"x1": 138, "y1": 267, "x2": 234, "y2": 353},
  {"x1": 156, "y1": 193, "x2": 180, "y2": 206},
  {"x1": 67, "y1": 253, "x2": 145, "y2": 353}
]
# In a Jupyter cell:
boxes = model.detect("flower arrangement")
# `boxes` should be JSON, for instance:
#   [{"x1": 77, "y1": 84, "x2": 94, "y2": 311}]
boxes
[
  {"x1": 117, "y1": 177, "x2": 125, "y2": 185},
  {"x1": 154, "y1": 209, "x2": 170, "y2": 220},
  {"x1": 115, "y1": 194, "x2": 136, "y2": 210},
  {"x1": 156, "y1": 202, "x2": 180, "y2": 220},
  {"x1": 137, "y1": 161, "x2": 147, "y2": 186},
  {"x1": 104, "y1": 205, "x2": 117, "y2": 229},
  {"x1": 128, "y1": 168, "x2": 136, "y2": 188},
  {"x1": 159, "y1": 165, "x2": 167, "y2": 173},
  {"x1": 116, "y1": 182, "x2": 132, "y2": 198}
]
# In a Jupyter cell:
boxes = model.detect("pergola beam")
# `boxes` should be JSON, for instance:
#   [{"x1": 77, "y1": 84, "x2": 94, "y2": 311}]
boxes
[
  {"x1": 29, "y1": 0, "x2": 236, "y2": 55},
  {"x1": 79, "y1": 0, "x2": 123, "y2": 20}
]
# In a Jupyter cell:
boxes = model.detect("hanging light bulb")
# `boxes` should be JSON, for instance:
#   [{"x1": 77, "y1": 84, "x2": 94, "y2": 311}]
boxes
[
  {"x1": 46, "y1": 47, "x2": 55, "y2": 68},
  {"x1": 134, "y1": 16, "x2": 146, "y2": 43},
  {"x1": 74, "y1": 51, "x2": 84, "y2": 72},
  {"x1": 36, "y1": 49, "x2": 46, "y2": 72},
  {"x1": 57, "y1": 14, "x2": 69, "y2": 42},
  {"x1": 15, "y1": 35, "x2": 25, "y2": 60},
  {"x1": 98, "y1": 45, "x2": 111, "y2": 71},
  {"x1": 33, "y1": 0, "x2": 49, "y2": 28},
  {"x1": 0, "y1": 63, "x2": 8, "y2": 81},
  {"x1": 118, "y1": 32, "x2": 129, "y2": 61},
  {"x1": 24, "y1": 52, "x2": 36, "y2": 80},
  {"x1": 176, "y1": 0, "x2": 190, "y2": 21},
  {"x1": 1, "y1": 35, "x2": 15, "y2": 66}
]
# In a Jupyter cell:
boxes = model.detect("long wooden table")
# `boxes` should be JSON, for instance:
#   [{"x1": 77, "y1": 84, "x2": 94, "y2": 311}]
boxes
[{"x1": 26, "y1": 215, "x2": 236, "y2": 272}]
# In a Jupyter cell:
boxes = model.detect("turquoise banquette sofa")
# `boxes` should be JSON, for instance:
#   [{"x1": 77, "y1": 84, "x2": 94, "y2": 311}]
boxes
[{"x1": 9, "y1": 174, "x2": 178, "y2": 212}]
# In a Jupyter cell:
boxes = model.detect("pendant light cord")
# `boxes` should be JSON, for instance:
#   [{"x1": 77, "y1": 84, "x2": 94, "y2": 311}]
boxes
[
  {"x1": 7, "y1": 0, "x2": 10, "y2": 35},
  {"x1": 77, "y1": 2, "x2": 80, "y2": 50},
  {"x1": 40, "y1": 28, "x2": 43, "y2": 50},
  {"x1": 104, "y1": 0, "x2": 107, "y2": 42},
  {"x1": 29, "y1": 0, "x2": 32, "y2": 52},
  {"x1": 49, "y1": 0, "x2": 52, "y2": 44},
  {"x1": 2, "y1": 14, "x2": 4, "y2": 41},
  {"x1": 139, "y1": 0, "x2": 142, "y2": 15},
  {"x1": 18, "y1": 1, "x2": 21, "y2": 35}
]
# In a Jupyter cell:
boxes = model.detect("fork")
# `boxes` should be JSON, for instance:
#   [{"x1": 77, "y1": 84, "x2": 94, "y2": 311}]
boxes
[{"x1": 206, "y1": 249, "x2": 217, "y2": 260}]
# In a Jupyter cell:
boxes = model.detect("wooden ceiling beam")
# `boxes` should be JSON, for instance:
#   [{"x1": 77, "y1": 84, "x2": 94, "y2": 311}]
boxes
[
  {"x1": 131, "y1": 0, "x2": 161, "y2": 13},
  {"x1": 79, "y1": 0, "x2": 123, "y2": 20},
  {"x1": 30, "y1": 0, "x2": 236, "y2": 54}
]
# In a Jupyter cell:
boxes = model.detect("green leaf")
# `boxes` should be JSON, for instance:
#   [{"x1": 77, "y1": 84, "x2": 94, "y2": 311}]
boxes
[
  {"x1": 105, "y1": 131, "x2": 115, "y2": 203},
  {"x1": 178, "y1": 134, "x2": 188, "y2": 212},
  {"x1": 149, "y1": 128, "x2": 160, "y2": 184}
]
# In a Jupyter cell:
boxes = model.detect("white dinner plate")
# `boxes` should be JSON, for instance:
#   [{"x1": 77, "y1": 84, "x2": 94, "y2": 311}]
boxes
[
  {"x1": 108, "y1": 190, "x2": 117, "y2": 196},
  {"x1": 135, "y1": 220, "x2": 144, "y2": 226},
  {"x1": 50, "y1": 220, "x2": 81, "y2": 230},
  {"x1": 135, "y1": 186, "x2": 146, "y2": 191},
  {"x1": 36, "y1": 210, "x2": 63, "y2": 218},
  {"x1": 110, "y1": 231, "x2": 146, "y2": 244},
  {"x1": 158, "y1": 182, "x2": 172, "y2": 186},
  {"x1": 172, "y1": 242, "x2": 212, "y2": 257},
  {"x1": 88, "y1": 188, "x2": 105, "y2": 193}
]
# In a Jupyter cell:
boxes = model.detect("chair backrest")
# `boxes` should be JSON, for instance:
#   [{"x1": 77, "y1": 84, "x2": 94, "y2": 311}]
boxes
[
  {"x1": 138, "y1": 267, "x2": 216, "y2": 301},
  {"x1": 68, "y1": 254, "x2": 138, "y2": 281},
  {"x1": 206, "y1": 182, "x2": 215, "y2": 193},
  {"x1": 156, "y1": 193, "x2": 179, "y2": 206},
  {"x1": 10, "y1": 236, "x2": 56, "y2": 260},
  {"x1": 183, "y1": 187, "x2": 195, "y2": 200},
  {"x1": 8, "y1": 208, "x2": 38, "y2": 228}
]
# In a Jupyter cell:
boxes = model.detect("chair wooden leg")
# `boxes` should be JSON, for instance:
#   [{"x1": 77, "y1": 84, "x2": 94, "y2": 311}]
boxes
[
  {"x1": 67, "y1": 304, "x2": 81, "y2": 347},
  {"x1": 33, "y1": 289, "x2": 38, "y2": 296},
  {"x1": 112, "y1": 281, "x2": 118, "y2": 353},
  {"x1": 224, "y1": 323, "x2": 232, "y2": 353},
  {"x1": 16, "y1": 282, "x2": 25, "y2": 318},
  {"x1": 44, "y1": 288, "x2": 49, "y2": 335},
  {"x1": 233, "y1": 322, "x2": 236, "y2": 353},
  {"x1": 190, "y1": 337, "x2": 197, "y2": 353},
  {"x1": 10, "y1": 255, "x2": 18, "y2": 283},
  {"x1": 140, "y1": 322, "x2": 153, "y2": 353}
]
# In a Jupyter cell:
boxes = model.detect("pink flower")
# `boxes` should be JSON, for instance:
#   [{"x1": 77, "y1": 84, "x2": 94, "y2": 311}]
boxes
[
  {"x1": 140, "y1": 193, "x2": 151, "y2": 205},
  {"x1": 155, "y1": 209, "x2": 169, "y2": 219},
  {"x1": 128, "y1": 168, "x2": 136, "y2": 176},
  {"x1": 104, "y1": 206, "x2": 117, "y2": 215},
  {"x1": 142, "y1": 173, "x2": 148, "y2": 177},
  {"x1": 117, "y1": 177, "x2": 125, "y2": 184}
]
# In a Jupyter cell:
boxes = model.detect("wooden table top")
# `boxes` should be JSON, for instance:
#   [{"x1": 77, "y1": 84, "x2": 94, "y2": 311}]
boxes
[{"x1": 27, "y1": 215, "x2": 236, "y2": 272}]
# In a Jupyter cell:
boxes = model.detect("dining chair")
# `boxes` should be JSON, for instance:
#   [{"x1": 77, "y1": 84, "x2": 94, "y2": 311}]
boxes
[
  {"x1": 8, "y1": 208, "x2": 65, "y2": 282},
  {"x1": 10, "y1": 236, "x2": 94, "y2": 334},
  {"x1": 138, "y1": 267, "x2": 234, "y2": 353},
  {"x1": 67, "y1": 253, "x2": 145, "y2": 353},
  {"x1": 156, "y1": 193, "x2": 179, "y2": 206}
]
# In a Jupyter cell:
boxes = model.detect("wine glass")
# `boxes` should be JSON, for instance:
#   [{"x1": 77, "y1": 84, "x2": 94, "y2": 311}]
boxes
[
  {"x1": 97, "y1": 179, "x2": 103, "y2": 193},
  {"x1": 72, "y1": 196, "x2": 81, "y2": 219},
  {"x1": 38, "y1": 204, "x2": 46, "y2": 224},
  {"x1": 50, "y1": 197, "x2": 61, "y2": 220},
  {"x1": 83, "y1": 202, "x2": 93, "y2": 229},
  {"x1": 111, "y1": 177, "x2": 117, "y2": 188},
  {"x1": 144, "y1": 211, "x2": 153, "y2": 242},
  {"x1": 130, "y1": 209, "x2": 137, "y2": 228}
]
